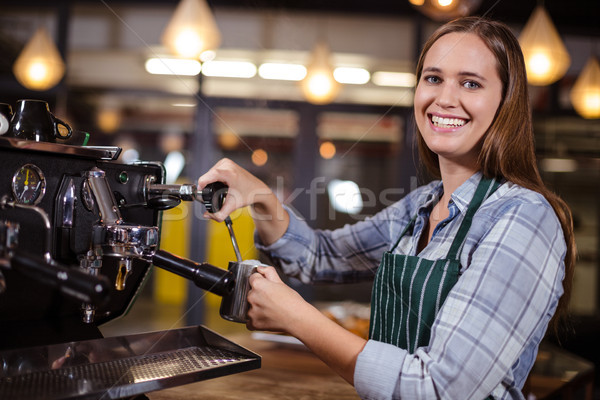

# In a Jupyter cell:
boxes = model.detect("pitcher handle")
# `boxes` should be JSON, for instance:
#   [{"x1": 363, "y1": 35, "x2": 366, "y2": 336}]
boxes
[{"x1": 54, "y1": 117, "x2": 73, "y2": 140}]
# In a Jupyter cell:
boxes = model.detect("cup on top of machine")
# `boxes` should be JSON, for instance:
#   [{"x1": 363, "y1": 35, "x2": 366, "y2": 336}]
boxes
[{"x1": 7, "y1": 99, "x2": 72, "y2": 142}]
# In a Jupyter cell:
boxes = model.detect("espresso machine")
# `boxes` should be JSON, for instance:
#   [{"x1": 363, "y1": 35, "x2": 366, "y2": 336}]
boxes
[{"x1": 0, "y1": 100, "x2": 260, "y2": 399}]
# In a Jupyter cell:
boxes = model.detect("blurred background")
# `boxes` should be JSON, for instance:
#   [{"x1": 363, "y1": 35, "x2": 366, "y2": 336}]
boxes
[{"x1": 1, "y1": 0, "x2": 599, "y2": 394}]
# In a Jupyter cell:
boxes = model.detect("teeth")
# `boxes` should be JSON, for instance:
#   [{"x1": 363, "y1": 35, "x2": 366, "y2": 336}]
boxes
[{"x1": 431, "y1": 115, "x2": 466, "y2": 128}]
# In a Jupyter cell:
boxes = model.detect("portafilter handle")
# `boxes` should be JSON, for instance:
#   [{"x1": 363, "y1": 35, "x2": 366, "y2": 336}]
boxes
[{"x1": 151, "y1": 249, "x2": 234, "y2": 296}]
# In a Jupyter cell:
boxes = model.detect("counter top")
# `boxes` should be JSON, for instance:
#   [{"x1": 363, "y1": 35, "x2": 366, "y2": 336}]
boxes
[
  {"x1": 147, "y1": 332, "x2": 361, "y2": 400},
  {"x1": 146, "y1": 332, "x2": 595, "y2": 400}
]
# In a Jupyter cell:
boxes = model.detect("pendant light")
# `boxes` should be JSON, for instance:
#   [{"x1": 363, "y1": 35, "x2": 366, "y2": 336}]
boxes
[
  {"x1": 409, "y1": 0, "x2": 482, "y2": 22},
  {"x1": 301, "y1": 42, "x2": 340, "y2": 105},
  {"x1": 518, "y1": 5, "x2": 570, "y2": 86},
  {"x1": 161, "y1": 0, "x2": 221, "y2": 59},
  {"x1": 570, "y1": 57, "x2": 600, "y2": 119},
  {"x1": 13, "y1": 27, "x2": 65, "y2": 91}
]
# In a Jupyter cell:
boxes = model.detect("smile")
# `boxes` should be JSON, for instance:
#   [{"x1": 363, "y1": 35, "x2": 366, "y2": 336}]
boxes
[{"x1": 430, "y1": 115, "x2": 468, "y2": 128}]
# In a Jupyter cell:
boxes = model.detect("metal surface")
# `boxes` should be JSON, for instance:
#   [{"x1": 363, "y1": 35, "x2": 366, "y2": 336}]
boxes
[
  {"x1": 0, "y1": 325, "x2": 261, "y2": 400},
  {"x1": 225, "y1": 217, "x2": 243, "y2": 263},
  {"x1": 0, "y1": 136, "x2": 121, "y2": 161}
]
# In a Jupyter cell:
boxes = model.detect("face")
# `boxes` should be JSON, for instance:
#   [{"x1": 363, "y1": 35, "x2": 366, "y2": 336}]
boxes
[{"x1": 414, "y1": 32, "x2": 503, "y2": 172}]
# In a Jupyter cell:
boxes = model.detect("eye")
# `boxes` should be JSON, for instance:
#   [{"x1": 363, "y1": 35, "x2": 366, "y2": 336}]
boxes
[
  {"x1": 424, "y1": 75, "x2": 441, "y2": 84},
  {"x1": 463, "y1": 80, "x2": 481, "y2": 89}
]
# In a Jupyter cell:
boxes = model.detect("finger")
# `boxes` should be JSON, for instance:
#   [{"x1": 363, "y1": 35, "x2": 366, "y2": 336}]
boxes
[
  {"x1": 197, "y1": 169, "x2": 222, "y2": 190},
  {"x1": 213, "y1": 194, "x2": 238, "y2": 221},
  {"x1": 248, "y1": 270, "x2": 265, "y2": 287},
  {"x1": 256, "y1": 266, "x2": 281, "y2": 282},
  {"x1": 197, "y1": 158, "x2": 234, "y2": 189},
  {"x1": 245, "y1": 320, "x2": 255, "y2": 331}
]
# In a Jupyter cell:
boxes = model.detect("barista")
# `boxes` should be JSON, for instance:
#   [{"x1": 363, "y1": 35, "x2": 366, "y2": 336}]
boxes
[{"x1": 198, "y1": 16, "x2": 575, "y2": 399}]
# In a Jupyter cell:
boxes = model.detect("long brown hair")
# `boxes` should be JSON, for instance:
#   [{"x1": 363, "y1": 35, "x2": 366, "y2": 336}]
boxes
[{"x1": 415, "y1": 17, "x2": 576, "y2": 331}]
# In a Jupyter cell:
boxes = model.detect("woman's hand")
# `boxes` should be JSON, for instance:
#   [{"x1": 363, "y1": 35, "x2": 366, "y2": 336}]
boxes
[
  {"x1": 197, "y1": 158, "x2": 271, "y2": 222},
  {"x1": 197, "y1": 158, "x2": 290, "y2": 245},
  {"x1": 246, "y1": 265, "x2": 367, "y2": 385},
  {"x1": 246, "y1": 266, "x2": 309, "y2": 333}
]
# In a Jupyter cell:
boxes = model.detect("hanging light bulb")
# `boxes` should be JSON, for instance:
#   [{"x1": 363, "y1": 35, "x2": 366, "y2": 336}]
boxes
[
  {"x1": 570, "y1": 57, "x2": 600, "y2": 119},
  {"x1": 301, "y1": 42, "x2": 340, "y2": 105},
  {"x1": 518, "y1": 5, "x2": 571, "y2": 86},
  {"x1": 161, "y1": 0, "x2": 221, "y2": 59},
  {"x1": 409, "y1": 0, "x2": 482, "y2": 22},
  {"x1": 13, "y1": 27, "x2": 65, "y2": 91}
]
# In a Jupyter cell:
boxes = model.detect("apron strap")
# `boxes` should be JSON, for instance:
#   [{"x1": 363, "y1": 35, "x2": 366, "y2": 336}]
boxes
[
  {"x1": 446, "y1": 177, "x2": 501, "y2": 260},
  {"x1": 390, "y1": 214, "x2": 417, "y2": 253}
]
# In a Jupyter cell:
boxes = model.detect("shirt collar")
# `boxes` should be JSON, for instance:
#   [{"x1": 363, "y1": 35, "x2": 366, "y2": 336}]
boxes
[{"x1": 449, "y1": 171, "x2": 483, "y2": 214}]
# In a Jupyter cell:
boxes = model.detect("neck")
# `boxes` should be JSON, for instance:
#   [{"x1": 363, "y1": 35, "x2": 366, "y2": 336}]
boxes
[{"x1": 438, "y1": 159, "x2": 478, "y2": 203}]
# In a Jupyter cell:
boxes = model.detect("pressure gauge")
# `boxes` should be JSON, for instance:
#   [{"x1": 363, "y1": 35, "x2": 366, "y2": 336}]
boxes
[{"x1": 12, "y1": 164, "x2": 46, "y2": 205}]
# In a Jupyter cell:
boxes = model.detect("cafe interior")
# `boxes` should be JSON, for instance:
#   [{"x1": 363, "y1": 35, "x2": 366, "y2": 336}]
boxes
[{"x1": 1, "y1": 0, "x2": 599, "y2": 399}]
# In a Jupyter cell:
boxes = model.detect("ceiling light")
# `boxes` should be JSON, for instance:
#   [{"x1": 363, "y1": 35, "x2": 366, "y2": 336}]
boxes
[
  {"x1": 435, "y1": 0, "x2": 454, "y2": 8},
  {"x1": 171, "y1": 102, "x2": 197, "y2": 107},
  {"x1": 258, "y1": 63, "x2": 307, "y2": 81},
  {"x1": 161, "y1": 0, "x2": 221, "y2": 58},
  {"x1": 410, "y1": 0, "x2": 482, "y2": 22},
  {"x1": 372, "y1": 71, "x2": 416, "y2": 87},
  {"x1": 570, "y1": 57, "x2": 600, "y2": 119},
  {"x1": 96, "y1": 107, "x2": 122, "y2": 133},
  {"x1": 13, "y1": 27, "x2": 65, "y2": 91},
  {"x1": 145, "y1": 57, "x2": 201, "y2": 76},
  {"x1": 333, "y1": 67, "x2": 370, "y2": 85},
  {"x1": 218, "y1": 131, "x2": 240, "y2": 150},
  {"x1": 519, "y1": 5, "x2": 570, "y2": 86},
  {"x1": 301, "y1": 42, "x2": 341, "y2": 105},
  {"x1": 202, "y1": 60, "x2": 257, "y2": 78}
]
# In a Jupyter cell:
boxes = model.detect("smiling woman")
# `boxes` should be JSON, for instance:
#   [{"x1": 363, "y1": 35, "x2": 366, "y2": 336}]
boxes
[
  {"x1": 196, "y1": 16, "x2": 577, "y2": 400},
  {"x1": 414, "y1": 31, "x2": 503, "y2": 182}
]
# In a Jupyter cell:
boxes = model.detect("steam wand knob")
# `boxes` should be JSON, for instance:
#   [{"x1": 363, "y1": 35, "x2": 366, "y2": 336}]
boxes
[{"x1": 201, "y1": 182, "x2": 243, "y2": 263}]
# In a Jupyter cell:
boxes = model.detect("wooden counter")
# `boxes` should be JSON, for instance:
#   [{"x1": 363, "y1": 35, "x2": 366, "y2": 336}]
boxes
[
  {"x1": 144, "y1": 329, "x2": 595, "y2": 400},
  {"x1": 147, "y1": 333, "x2": 361, "y2": 400}
]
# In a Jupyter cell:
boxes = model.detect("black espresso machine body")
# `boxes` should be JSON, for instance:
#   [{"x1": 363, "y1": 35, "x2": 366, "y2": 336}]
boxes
[
  {"x1": 0, "y1": 135, "x2": 260, "y2": 399},
  {"x1": 0, "y1": 138, "x2": 160, "y2": 347}
]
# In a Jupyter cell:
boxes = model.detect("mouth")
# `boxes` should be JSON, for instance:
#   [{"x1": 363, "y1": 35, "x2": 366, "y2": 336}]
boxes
[{"x1": 430, "y1": 114, "x2": 468, "y2": 129}]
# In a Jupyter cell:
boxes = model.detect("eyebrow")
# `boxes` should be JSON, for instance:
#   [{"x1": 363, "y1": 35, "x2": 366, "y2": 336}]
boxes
[{"x1": 423, "y1": 66, "x2": 487, "y2": 81}]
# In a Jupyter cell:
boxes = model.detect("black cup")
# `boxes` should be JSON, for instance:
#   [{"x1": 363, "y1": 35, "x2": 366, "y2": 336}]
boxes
[
  {"x1": 0, "y1": 103, "x2": 12, "y2": 135},
  {"x1": 7, "y1": 99, "x2": 72, "y2": 143}
]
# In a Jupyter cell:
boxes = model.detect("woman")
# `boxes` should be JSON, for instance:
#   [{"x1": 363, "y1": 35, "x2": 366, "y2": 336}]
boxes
[{"x1": 198, "y1": 17, "x2": 575, "y2": 399}]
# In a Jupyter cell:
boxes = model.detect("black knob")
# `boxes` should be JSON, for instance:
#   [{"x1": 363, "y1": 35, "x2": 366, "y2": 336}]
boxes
[{"x1": 202, "y1": 182, "x2": 228, "y2": 213}]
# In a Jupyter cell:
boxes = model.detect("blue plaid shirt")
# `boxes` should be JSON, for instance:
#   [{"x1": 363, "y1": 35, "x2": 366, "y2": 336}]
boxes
[{"x1": 256, "y1": 172, "x2": 566, "y2": 400}]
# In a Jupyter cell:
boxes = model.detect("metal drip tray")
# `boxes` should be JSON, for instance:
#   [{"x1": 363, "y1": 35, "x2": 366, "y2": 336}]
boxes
[{"x1": 0, "y1": 326, "x2": 260, "y2": 399}]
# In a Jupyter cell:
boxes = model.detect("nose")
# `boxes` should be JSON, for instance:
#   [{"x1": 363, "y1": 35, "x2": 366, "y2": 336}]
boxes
[{"x1": 435, "y1": 83, "x2": 458, "y2": 108}]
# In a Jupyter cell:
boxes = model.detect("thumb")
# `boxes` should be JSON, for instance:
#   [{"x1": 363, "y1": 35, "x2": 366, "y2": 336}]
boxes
[{"x1": 256, "y1": 265, "x2": 281, "y2": 283}]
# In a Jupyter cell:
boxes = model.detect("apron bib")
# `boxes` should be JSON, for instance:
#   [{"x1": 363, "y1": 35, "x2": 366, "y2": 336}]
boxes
[{"x1": 370, "y1": 177, "x2": 500, "y2": 353}]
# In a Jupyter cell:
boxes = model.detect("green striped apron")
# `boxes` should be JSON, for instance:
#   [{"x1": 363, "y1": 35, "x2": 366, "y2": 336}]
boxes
[{"x1": 369, "y1": 177, "x2": 500, "y2": 354}]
